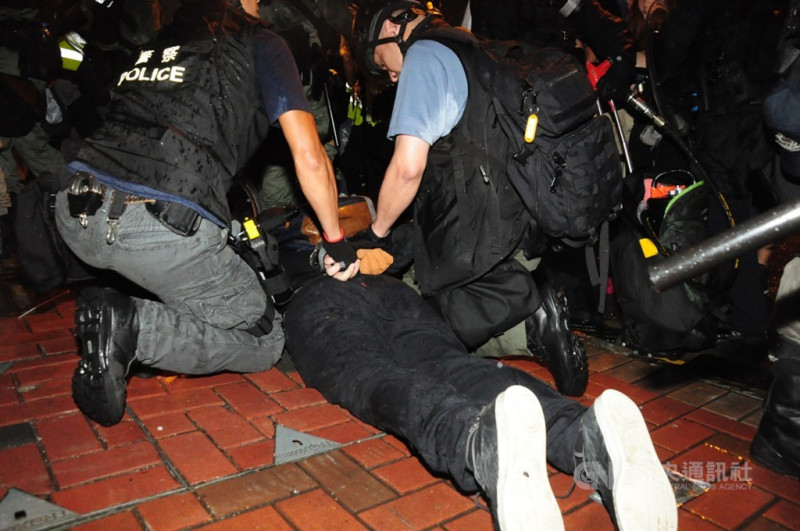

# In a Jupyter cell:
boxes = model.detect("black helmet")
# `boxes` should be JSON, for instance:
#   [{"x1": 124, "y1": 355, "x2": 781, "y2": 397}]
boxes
[{"x1": 351, "y1": 0, "x2": 438, "y2": 76}]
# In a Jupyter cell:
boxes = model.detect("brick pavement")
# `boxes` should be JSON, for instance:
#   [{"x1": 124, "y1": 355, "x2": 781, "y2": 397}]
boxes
[{"x1": 1, "y1": 291, "x2": 798, "y2": 530}]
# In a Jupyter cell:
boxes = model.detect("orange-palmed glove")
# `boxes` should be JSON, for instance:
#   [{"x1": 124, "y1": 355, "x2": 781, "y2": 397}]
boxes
[{"x1": 357, "y1": 248, "x2": 394, "y2": 275}]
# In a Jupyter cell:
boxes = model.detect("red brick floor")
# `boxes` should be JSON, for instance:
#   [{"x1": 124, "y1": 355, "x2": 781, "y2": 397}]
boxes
[{"x1": 1, "y1": 292, "x2": 799, "y2": 530}]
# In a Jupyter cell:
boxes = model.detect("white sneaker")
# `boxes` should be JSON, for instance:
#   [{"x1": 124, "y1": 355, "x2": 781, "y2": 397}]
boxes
[
  {"x1": 469, "y1": 385, "x2": 564, "y2": 531},
  {"x1": 580, "y1": 389, "x2": 677, "y2": 530}
]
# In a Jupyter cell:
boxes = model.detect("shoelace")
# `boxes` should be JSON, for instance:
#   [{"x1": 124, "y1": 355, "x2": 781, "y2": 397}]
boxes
[
  {"x1": 472, "y1": 493, "x2": 491, "y2": 512},
  {"x1": 554, "y1": 481, "x2": 577, "y2": 500}
]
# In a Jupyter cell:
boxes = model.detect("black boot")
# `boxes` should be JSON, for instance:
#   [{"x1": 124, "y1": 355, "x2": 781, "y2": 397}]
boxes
[
  {"x1": 750, "y1": 353, "x2": 800, "y2": 478},
  {"x1": 526, "y1": 284, "x2": 588, "y2": 396},
  {"x1": 72, "y1": 287, "x2": 139, "y2": 427}
]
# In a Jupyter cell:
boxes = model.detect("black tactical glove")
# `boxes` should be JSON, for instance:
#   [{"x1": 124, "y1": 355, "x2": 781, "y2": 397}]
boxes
[
  {"x1": 320, "y1": 230, "x2": 358, "y2": 270},
  {"x1": 596, "y1": 50, "x2": 636, "y2": 104},
  {"x1": 350, "y1": 226, "x2": 389, "y2": 249}
]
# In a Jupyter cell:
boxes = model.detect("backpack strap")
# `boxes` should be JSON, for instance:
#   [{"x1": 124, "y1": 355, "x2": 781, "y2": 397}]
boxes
[{"x1": 585, "y1": 219, "x2": 610, "y2": 314}]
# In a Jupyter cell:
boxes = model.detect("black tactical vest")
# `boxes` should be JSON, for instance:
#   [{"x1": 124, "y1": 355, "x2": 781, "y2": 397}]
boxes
[
  {"x1": 77, "y1": 2, "x2": 270, "y2": 224},
  {"x1": 412, "y1": 29, "x2": 531, "y2": 296}
]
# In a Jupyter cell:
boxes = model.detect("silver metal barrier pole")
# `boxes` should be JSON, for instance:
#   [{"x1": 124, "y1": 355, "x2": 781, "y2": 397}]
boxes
[{"x1": 648, "y1": 198, "x2": 800, "y2": 291}]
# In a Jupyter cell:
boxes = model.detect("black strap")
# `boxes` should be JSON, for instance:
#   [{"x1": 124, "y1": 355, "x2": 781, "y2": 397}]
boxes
[
  {"x1": 145, "y1": 200, "x2": 202, "y2": 237},
  {"x1": 107, "y1": 190, "x2": 128, "y2": 220},
  {"x1": 262, "y1": 270, "x2": 292, "y2": 300},
  {"x1": 585, "y1": 220, "x2": 610, "y2": 314},
  {"x1": 246, "y1": 314, "x2": 273, "y2": 337}
]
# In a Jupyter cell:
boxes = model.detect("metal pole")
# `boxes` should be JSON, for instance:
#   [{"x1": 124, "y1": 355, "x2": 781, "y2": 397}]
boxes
[
  {"x1": 648, "y1": 198, "x2": 800, "y2": 291},
  {"x1": 323, "y1": 81, "x2": 339, "y2": 147},
  {"x1": 609, "y1": 100, "x2": 634, "y2": 174}
]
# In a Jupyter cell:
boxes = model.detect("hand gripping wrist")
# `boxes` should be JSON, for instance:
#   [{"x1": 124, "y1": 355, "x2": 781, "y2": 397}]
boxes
[{"x1": 322, "y1": 228, "x2": 358, "y2": 269}]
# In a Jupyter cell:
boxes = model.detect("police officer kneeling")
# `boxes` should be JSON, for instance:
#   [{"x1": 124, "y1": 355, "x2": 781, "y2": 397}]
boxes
[{"x1": 55, "y1": 0, "x2": 359, "y2": 427}]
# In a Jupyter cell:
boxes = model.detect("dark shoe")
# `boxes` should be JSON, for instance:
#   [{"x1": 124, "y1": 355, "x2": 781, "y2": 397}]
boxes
[
  {"x1": 569, "y1": 308, "x2": 602, "y2": 335},
  {"x1": 715, "y1": 328, "x2": 769, "y2": 353},
  {"x1": 130, "y1": 362, "x2": 162, "y2": 379},
  {"x1": 750, "y1": 433, "x2": 800, "y2": 478},
  {"x1": 577, "y1": 389, "x2": 677, "y2": 530},
  {"x1": 72, "y1": 288, "x2": 139, "y2": 427},
  {"x1": 618, "y1": 325, "x2": 684, "y2": 361},
  {"x1": 526, "y1": 284, "x2": 588, "y2": 396},
  {"x1": 466, "y1": 386, "x2": 563, "y2": 530},
  {"x1": 750, "y1": 362, "x2": 800, "y2": 478}
]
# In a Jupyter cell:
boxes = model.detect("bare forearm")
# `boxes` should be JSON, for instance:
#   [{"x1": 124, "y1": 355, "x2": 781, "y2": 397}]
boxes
[
  {"x1": 373, "y1": 167, "x2": 420, "y2": 237},
  {"x1": 280, "y1": 110, "x2": 342, "y2": 238},
  {"x1": 372, "y1": 135, "x2": 429, "y2": 237},
  {"x1": 295, "y1": 148, "x2": 342, "y2": 238}
]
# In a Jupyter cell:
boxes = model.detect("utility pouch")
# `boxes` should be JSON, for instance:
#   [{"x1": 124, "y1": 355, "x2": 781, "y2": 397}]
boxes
[
  {"x1": 145, "y1": 199, "x2": 202, "y2": 236},
  {"x1": 67, "y1": 171, "x2": 104, "y2": 227},
  {"x1": 720, "y1": 61, "x2": 756, "y2": 106}
]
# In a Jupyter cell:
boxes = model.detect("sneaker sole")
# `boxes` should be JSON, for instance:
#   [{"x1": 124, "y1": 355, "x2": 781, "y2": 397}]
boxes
[
  {"x1": 593, "y1": 389, "x2": 677, "y2": 531},
  {"x1": 495, "y1": 385, "x2": 564, "y2": 531},
  {"x1": 72, "y1": 297, "x2": 127, "y2": 427}
]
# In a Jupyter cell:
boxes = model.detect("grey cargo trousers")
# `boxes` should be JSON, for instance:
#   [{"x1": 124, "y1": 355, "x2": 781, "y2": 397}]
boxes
[{"x1": 55, "y1": 189, "x2": 284, "y2": 374}]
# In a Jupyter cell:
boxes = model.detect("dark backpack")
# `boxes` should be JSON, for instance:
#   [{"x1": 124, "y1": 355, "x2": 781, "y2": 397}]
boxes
[
  {"x1": 613, "y1": 174, "x2": 719, "y2": 356},
  {"x1": 430, "y1": 29, "x2": 624, "y2": 244},
  {"x1": 612, "y1": 221, "x2": 717, "y2": 356}
]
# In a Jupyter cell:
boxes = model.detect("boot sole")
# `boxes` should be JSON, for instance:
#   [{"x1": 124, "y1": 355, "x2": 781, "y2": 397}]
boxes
[
  {"x1": 593, "y1": 389, "x2": 677, "y2": 531},
  {"x1": 542, "y1": 288, "x2": 588, "y2": 396},
  {"x1": 495, "y1": 386, "x2": 564, "y2": 531},
  {"x1": 72, "y1": 297, "x2": 127, "y2": 427}
]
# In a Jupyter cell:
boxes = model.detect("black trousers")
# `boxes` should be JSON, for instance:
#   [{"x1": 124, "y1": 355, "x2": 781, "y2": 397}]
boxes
[
  {"x1": 708, "y1": 195, "x2": 769, "y2": 336},
  {"x1": 284, "y1": 275, "x2": 586, "y2": 492}
]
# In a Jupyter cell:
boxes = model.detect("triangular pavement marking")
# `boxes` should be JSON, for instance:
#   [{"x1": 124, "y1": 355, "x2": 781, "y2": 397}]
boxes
[
  {"x1": 0, "y1": 488, "x2": 78, "y2": 530},
  {"x1": 274, "y1": 424, "x2": 341, "y2": 465}
]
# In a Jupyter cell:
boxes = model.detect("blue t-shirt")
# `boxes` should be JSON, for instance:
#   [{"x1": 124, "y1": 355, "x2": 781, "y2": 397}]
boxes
[
  {"x1": 253, "y1": 25, "x2": 312, "y2": 122},
  {"x1": 387, "y1": 40, "x2": 468, "y2": 145}
]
